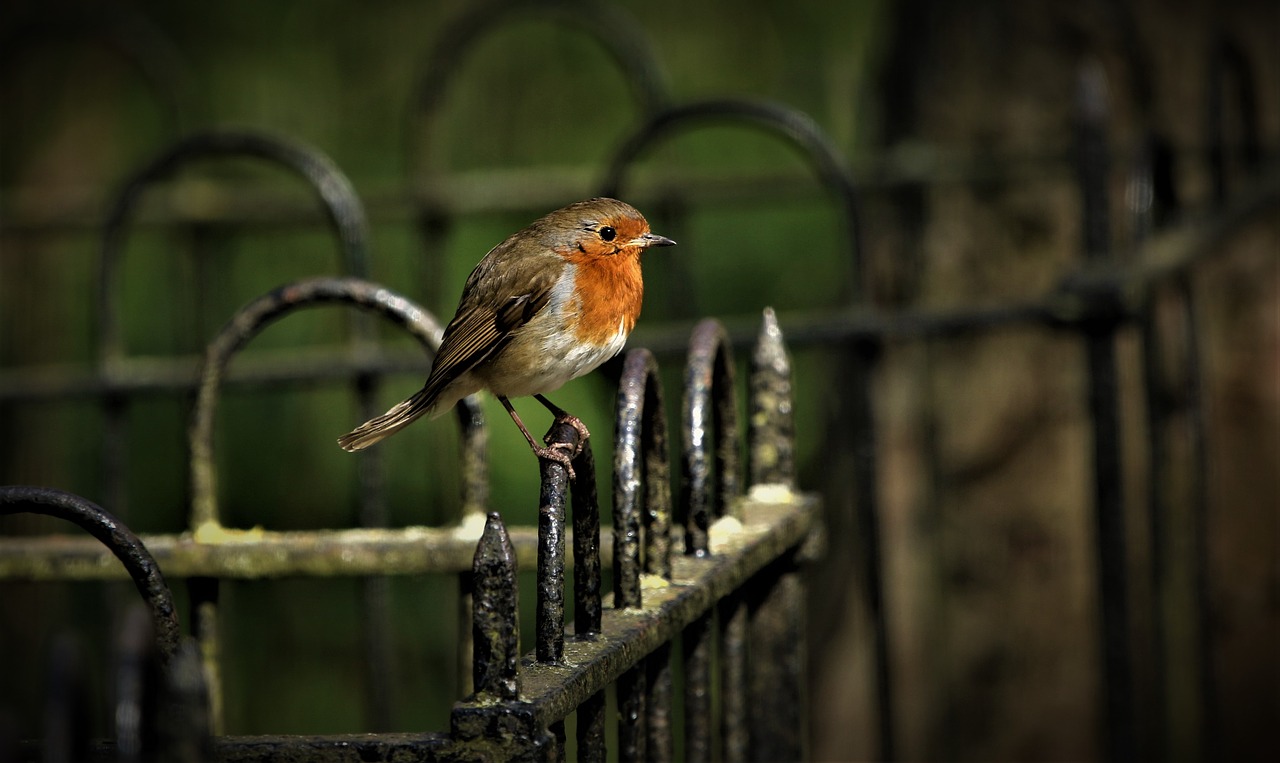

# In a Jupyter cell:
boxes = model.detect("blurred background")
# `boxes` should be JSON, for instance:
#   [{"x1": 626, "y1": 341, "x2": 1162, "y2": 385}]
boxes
[{"x1": 1, "y1": 0, "x2": 1276, "y2": 760}]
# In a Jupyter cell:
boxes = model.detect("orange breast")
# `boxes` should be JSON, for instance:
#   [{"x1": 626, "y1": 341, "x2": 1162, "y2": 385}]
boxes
[{"x1": 563, "y1": 251, "x2": 643, "y2": 345}]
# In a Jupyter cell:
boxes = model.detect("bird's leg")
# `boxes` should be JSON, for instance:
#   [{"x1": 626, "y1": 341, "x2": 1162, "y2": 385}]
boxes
[
  {"x1": 499, "y1": 395, "x2": 576, "y2": 480},
  {"x1": 533, "y1": 394, "x2": 591, "y2": 447}
]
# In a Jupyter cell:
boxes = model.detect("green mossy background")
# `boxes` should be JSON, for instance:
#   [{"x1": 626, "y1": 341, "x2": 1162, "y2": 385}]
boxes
[{"x1": 3, "y1": 1, "x2": 1278, "y2": 760}]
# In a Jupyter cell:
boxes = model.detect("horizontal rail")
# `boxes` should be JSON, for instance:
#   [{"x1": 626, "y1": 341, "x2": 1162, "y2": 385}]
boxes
[
  {"x1": 3, "y1": 160, "x2": 1274, "y2": 405},
  {"x1": 0, "y1": 148, "x2": 1088, "y2": 232},
  {"x1": 0, "y1": 520, "x2": 547, "y2": 580}
]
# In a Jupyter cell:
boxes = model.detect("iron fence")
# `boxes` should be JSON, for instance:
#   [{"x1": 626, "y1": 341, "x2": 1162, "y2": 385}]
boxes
[{"x1": 2, "y1": 1, "x2": 1277, "y2": 761}]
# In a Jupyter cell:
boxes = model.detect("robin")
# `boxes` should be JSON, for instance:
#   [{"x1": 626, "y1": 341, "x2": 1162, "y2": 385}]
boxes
[{"x1": 338, "y1": 197, "x2": 675, "y2": 477}]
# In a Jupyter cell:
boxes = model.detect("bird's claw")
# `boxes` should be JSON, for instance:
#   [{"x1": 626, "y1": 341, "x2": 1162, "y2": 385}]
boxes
[
  {"x1": 543, "y1": 414, "x2": 590, "y2": 448},
  {"x1": 533, "y1": 442, "x2": 578, "y2": 480}
]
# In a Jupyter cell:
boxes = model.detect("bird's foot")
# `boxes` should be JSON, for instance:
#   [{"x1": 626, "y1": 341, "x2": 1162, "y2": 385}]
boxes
[
  {"x1": 544, "y1": 413, "x2": 590, "y2": 449},
  {"x1": 533, "y1": 442, "x2": 578, "y2": 481}
]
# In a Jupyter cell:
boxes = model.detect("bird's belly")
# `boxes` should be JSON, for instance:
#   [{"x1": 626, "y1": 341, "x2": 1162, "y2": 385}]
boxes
[{"x1": 483, "y1": 313, "x2": 628, "y2": 398}]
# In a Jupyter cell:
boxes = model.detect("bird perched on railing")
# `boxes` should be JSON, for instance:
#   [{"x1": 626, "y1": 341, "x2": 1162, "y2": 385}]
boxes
[{"x1": 337, "y1": 197, "x2": 675, "y2": 477}]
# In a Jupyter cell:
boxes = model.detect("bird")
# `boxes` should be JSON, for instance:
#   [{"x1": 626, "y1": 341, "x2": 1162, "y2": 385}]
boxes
[{"x1": 337, "y1": 197, "x2": 675, "y2": 477}]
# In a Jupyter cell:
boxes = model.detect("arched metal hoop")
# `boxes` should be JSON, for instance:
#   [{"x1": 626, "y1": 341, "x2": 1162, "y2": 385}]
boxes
[
  {"x1": 682, "y1": 319, "x2": 741, "y2": 557},
  {"x1": 404, "y1": 0, "x2": 670, "y2": 177},
  {"x1": 97, "y1": 129, "x2": 371, "y2": 363},
  {"x1": 0, "y1": 486, "x2": 180, "y2": 660},
  {"x1": 600, "y1": 98, "x2": 865, "y2": 303},
  {"x1": 187, "y1": 276, "x2": 487, "y2": 528},
  {"x1": 613, "y1": 347, "x2": 673, "y2": 608}
]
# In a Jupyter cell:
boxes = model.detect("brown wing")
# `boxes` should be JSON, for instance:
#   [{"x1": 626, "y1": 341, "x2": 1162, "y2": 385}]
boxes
[{"x1": 416, "y1": 252, "x2": 559, "y2": 404}]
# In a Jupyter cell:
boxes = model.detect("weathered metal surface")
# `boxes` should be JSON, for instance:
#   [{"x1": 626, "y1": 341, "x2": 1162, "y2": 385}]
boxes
[
  {"x1": 0, "y1": 524, "x2": 538, "y2": 580},
  {"x1": 187, "y1": 276, "x2": 485, "y2": 529},
  {"x1": 1075, "y1": 60, "x2": 1134, "y2": 763},
  {"x1": 450, "y1": 494, "x2": 818, "y2": 742},
  {"x1": 682, "y1": 319, "x2": 741, "y2": 555},
  {"x1": 0, "y1": 486, "x2": 180, "y2": 660},
  {"x1": 534, "y1": 422, "x2": 574, "y2": 665},
  {"x1": 747, "y1": 559, "x2": 808, "y2": 762},
  {"x1": 570, "y1": 440, "x2": 602, "y2": 637},
  {"x1": 613, "y1": 348, "x2": 673, "y2": 607},
  {"x1": 471, "y1": 513, "x2": 520, "y2": 701},
  {"x1": 748, "y1": 307, "x2": 795, "y2": 488}
]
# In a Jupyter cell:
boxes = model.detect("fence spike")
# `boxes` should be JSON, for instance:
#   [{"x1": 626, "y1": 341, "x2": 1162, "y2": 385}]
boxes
[
  {"x1": 749, "y1": 307, "x2": 795, "y2": 488},
  {"x1": 471, "y1": 512, "x2": 520, "y2": 700}
]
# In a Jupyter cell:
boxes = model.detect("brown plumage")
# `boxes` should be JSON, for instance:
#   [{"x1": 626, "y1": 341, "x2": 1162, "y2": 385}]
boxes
[{"x1": 337, "y1": 197, "x2": 675, "y2": 475}]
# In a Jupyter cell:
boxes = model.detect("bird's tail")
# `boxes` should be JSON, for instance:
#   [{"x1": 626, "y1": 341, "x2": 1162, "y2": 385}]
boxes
[{"x1": 337, "y1": 386, "x2": 435, "y2": 451}]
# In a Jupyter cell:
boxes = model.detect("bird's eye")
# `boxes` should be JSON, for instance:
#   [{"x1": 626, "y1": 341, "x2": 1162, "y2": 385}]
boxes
[{"x1": 598, "y1": 225, "x2": 617, "y2": 242}]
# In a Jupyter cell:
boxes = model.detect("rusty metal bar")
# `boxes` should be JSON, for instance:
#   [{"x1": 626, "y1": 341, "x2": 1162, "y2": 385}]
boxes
[
  {"x1": 95, "y1": 129, "x2": 372, "y2": 525},
  {"x1": 189, "y1": 276, "x2": 483, "y2": 528},
  {"x1": 748, "y1": 556, "x2": 807, "y2": 761},
  {"x1": 4, "y1": 160, "x2": 1276, "y2": 407},
  {"x1": 536, "y1": 421, "x2": 585, "y2": 665},
  {"x1": 616, "y1": 665, "x2": 647, "y2": 763},
  {"x1": 184, "y1": 276, "x2": 484, "y2": 733},
  {"x1": 1075, "y1": 59, "x2": 1135, "y2": 763},
  {"x1": 0, "y1": 486, "x2": 180, "y2": 661},
  {"x1": 0, "y1": 524, "x2": 542, "y2": 580},
  {"x1": 572, "y1": 441, "x2": 603, "y2": 637},
  {"x1": 748, "y1": 307, "x2": 795, "y2": 488},
  {"x1": 682, "y1": 319, "x2": 741, "y2": 554},
  {"x1": 683, "y1": 615, "x2": 713, "y2": 763},
  {"x1": 645, "y1": 642, "x2": 674, "y2": 763},
  {"x1": 451, "y1": 493, "x2": 819, "y2": 742},
  {"x1": 719, "y1": 591, "x2": 749, "y2": 762},
  {"x1": 569, "y1": 437, "x2": 605, "y2": 761},
  {"x1": 1207, "y1": 37, "x2": 1262, "y2": 207},
  {"x1": 613, "y1": 347, "x2": 673, "y2": 761},
  {"x1": 471, "y1": 512, "x2": 521, "y2": 701},
  {"x1": 114, "y1": 605, "x2": 161, "y2": 763},
  {"x1": 744, "y1": 310, "x2": 809, "y2": 761}
]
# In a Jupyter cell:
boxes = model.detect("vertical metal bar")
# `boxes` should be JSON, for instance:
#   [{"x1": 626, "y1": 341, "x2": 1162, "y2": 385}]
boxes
[
  {"x1": 615, "y1": 348, "x2": 676, "y2": 761},
  {"x1": 1179, "y1": 276, "x2": 1218, "y2": 762},
  {"x1": 570, "y1": 439, "x2": 605, "y2": 761},
  {"x1": 547, "y1": 720, "x2": 568, "y2": 763},
  {"x1": 537, "y1": 422, "x2": 577, "y2": 664},
  {"x1": 844, "y1": 335, "x2": 892, "y2": 761},
  {"x1": 681, "y1": 320, "x2": 739, "y2": 762},
  {"x1": 720, "y1": 592, "x2": 749, "y2": 763},
  {"x1": 355, "y1": 375, "x2": 394, "y2": 730},
  {"x1": 456, "y1": 394, "x2": 490, "y2": 699},
  {"x1": 188, "y1": 577, "x2": 224, "y2": 735},
  {"x1": 471, "y1": 512, "x2": 520, "y2": 700},
  {"x1": 748, "y1": 558, "x2": 807, "y2": 762},
  {"x1": 578, "y1": 691, "x2": 607, "y2": 763},
  {"x1": 617, "y1": 663, "x2": 648, "y2": 763},
  {"x1": 1140, "y1": 285, "x2": 1172, "y2": 763},
  {"x1": 683, "y1": 614, "x2": 713, "y2": 763},
  {"x1": 158, "y1": 638, "x2": 213, "y2": 763},
  {"x1": 1076, "y1": 59, "x2": 1135, "y2": 763},
  {"x1": 748, "y1": 308, "x2": 795, "y2": 487},
  {"x1": 683, "y1": 319, "x2": 740, "y2": 552},
  {"x1": 115, "y1": 604, "x2": 161, "y2": 763},
  {"x1": 645, "y1": 643, "x2": 673, "y2": 763},
  {"x1": 745, "y1": 312, "x2": 808, "y2": 761},
  {"x1": 573, "y1": 441, "x2": 603, "y2": 637}
]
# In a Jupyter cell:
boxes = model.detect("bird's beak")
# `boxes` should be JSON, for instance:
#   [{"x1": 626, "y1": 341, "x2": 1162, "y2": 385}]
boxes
[{"x1": 633, "y1": 232, "x2": 677, "y2": 249}]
